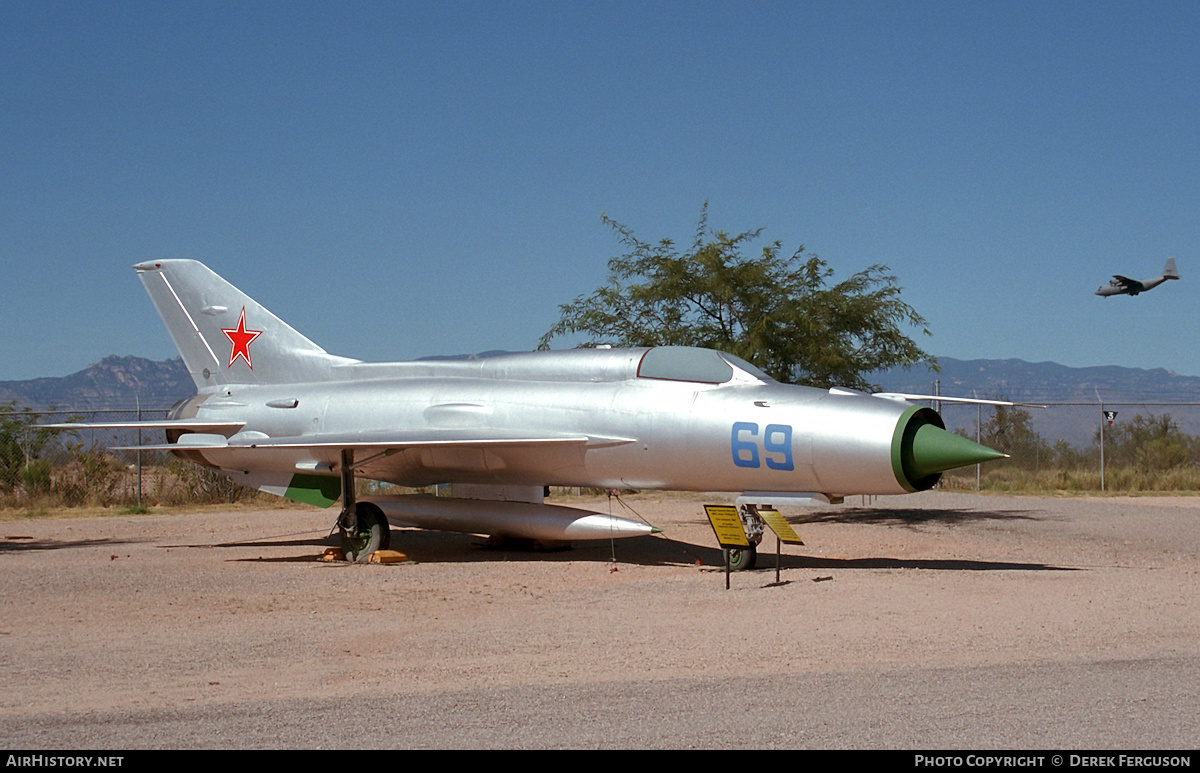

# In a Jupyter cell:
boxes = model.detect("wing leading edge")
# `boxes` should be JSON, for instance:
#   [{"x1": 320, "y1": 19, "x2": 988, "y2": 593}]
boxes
[
  {"x1": 47, "y1": 420, "x2": 246, "y2": 433},
  {"x1": 101, "y1": 428, "x2": 636, "y2": 491}
]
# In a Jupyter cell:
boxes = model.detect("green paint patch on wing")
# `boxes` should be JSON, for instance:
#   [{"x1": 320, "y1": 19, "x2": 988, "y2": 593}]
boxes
[{"x1": 283, "y1": 473, "x2": 341, "y2": 507}]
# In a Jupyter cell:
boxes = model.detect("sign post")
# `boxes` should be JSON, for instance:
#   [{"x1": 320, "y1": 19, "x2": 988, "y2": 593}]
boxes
[
  {"x1": 703, "y1": 505, "x2": 749, "y2": 590},
  {"x1": 757, "y1": 507, "x2": 805, "y2": 584}
]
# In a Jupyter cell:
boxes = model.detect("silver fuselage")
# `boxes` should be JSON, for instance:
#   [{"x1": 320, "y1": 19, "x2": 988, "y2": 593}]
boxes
[{"x1": 170, "y1": 347, "x2": 919, "y2": 497}]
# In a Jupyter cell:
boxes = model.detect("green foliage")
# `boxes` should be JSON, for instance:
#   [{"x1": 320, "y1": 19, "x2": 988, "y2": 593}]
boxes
[
  {"x1": 1, "y1": 401, "x2": 63, "y2": 492},
  {"x1": 539, "y1": 204, "x2": 936, "y2": 389},
  {"x1": 1048, "y1": 439, "x2": 1096, "y2": 471},
  {"x1": 976, "y1": 402, "x2": 1051, "y2": 471},
  {"x1": 54, "y1": 441, "x2": 125, "y2": 506},
  {"x1": 20, "y1": 459, "x2": 52, "y2": 493},
  {"x1": 168, "y1": 458, "x2": 255, "y2": 504},
  {"x1": 1100, "y1": 413, "x2": 1198, "y2": 473}
]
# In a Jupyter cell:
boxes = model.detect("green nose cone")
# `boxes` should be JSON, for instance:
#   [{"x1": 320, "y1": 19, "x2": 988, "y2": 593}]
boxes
[
  {"x1": 893, "y1": 407, "x2": 1007, "y2": 491},
  {"x1": 908, "y1": 422, "x2": 1007, "y2": 477}
]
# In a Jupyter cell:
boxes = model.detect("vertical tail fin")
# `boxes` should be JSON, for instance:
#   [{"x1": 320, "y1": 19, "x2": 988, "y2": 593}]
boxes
[
  {"x1": 1163, "y1": 257, "x2": 1179, "y2": 279},
  {"x1": 134, "y1": 260, "x2": 355, "y2": 389}
]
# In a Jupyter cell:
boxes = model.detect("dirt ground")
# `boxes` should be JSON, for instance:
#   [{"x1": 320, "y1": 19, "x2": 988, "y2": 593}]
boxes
[{"x1": 1, "y1": 491, "x2": 1198, "y2": 749}]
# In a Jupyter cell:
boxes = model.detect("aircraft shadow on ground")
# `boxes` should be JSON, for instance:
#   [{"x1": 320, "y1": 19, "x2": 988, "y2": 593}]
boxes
[
  {"x1": 0, "y1": 536, "x2": 144, "y2": 554},
  {"x1": 793, "y1": 506, "x2": 1043, "y2": 527},
  {"x1": 217, "y1": 524, "x2": 1071, "y2": 573}
]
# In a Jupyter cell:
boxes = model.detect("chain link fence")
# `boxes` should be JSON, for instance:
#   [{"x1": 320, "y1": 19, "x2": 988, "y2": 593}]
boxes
[
  {"x1": 5, "y1": 401, "x2": 1200, "y2": 509},
  {"x1": 936, "y1": 401, "x2": 1200, "y2": 492}
]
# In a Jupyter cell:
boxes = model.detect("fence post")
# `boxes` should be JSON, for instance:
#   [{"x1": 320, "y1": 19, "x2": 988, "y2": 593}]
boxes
[
  {"x1": 976, "y1": 401, "x2": 982, "y2": 491},
  {"x1": 136, "y1": 396, "x2": 143, "y2": 508}
]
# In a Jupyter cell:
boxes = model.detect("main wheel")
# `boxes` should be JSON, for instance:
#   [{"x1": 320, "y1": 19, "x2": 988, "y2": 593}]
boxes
[
  {"x1": 341, "y1": 502, "x2": 391, "y2": 563},
  {"x1": 724, "y1": 544, "x2": 757, "y2": 571}
]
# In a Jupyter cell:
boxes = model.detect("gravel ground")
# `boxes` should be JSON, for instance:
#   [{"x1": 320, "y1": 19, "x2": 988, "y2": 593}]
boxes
[{"x1": 1, "y1": 491, "x2": 1197, "y2": 749}]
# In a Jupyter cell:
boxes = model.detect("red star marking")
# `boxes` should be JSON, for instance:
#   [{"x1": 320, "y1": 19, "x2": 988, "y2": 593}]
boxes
[{"x1": 221, "y1": 307, "x2": 263, "y2": 369}]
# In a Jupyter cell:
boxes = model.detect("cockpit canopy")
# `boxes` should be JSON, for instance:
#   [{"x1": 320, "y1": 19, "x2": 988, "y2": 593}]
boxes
[{"x1": 636, "y1": 346, "x2": 772, "y2": 384}]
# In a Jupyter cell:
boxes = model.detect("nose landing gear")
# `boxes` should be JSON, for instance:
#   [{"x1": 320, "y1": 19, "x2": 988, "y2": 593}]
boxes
[{"x1": 723, "y1": 504, "x2": 765, "y2": 571}]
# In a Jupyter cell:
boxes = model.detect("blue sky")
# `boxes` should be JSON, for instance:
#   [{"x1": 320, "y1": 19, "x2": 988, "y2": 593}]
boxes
[{"x1": 3, "y1": 1, "x2": 1198, "y2": 381}]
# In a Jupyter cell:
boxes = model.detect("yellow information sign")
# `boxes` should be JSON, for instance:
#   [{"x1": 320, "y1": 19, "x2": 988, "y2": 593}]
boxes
[
  {"x1": 758, "y1": 507, "x2": 804, "y2": 584},
  {"x1": 703, "y1": 504, "x2": 750, "y2": 548},
  {"x1": 758, "y1": 508, "x2": 804, "y2": 545}
]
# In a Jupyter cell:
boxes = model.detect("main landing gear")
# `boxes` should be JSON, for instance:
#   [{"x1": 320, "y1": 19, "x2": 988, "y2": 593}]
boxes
[
  {"x1": 335, "y1": 449, "x2": 391, "y2": 563},
  {"x1": 341, "y1": 501, "x2": 390, "y2": 563}
]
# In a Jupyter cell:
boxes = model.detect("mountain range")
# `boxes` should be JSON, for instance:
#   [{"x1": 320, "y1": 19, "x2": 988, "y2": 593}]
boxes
[
  {"x1": 3, "y1": 354, "x2": 1199, "y2": 412},
  {"x1": 0, "y1": 355, "x2": 193, "y2": 411},
  {"x1": 871, "y1": 357, "x2": 1200, "y2": 404}
]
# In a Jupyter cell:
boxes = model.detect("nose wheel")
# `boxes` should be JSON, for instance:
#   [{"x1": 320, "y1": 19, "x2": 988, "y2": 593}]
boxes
[
  {"x1": 725, "y1": 504, "x2": 765, "y2": 571},
  {"x1": 724, "y1": 544, "x2": 757, "y2": 571}
]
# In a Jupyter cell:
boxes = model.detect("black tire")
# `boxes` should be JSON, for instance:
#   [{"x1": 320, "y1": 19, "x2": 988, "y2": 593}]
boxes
[
  {"x1": 341, "y1": 502, "x2": 391, "y2": 563},
  {"x1": 724, "y1": 544, "x2": 757, "y2": 571}
]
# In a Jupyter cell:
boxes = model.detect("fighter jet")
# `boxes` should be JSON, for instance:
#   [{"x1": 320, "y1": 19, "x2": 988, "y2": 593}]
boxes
[
  {"x1": 1096, "y1": 257, "x2": 1179, "y2": 297},
  {"x1": 59, "y1": 260, "x2": 1006, "y2": 568}
]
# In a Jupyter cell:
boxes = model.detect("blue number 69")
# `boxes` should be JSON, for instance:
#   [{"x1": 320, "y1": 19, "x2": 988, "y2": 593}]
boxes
[{"x1": 730, "y1": 422, "x2": 793, "y2": 471}]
